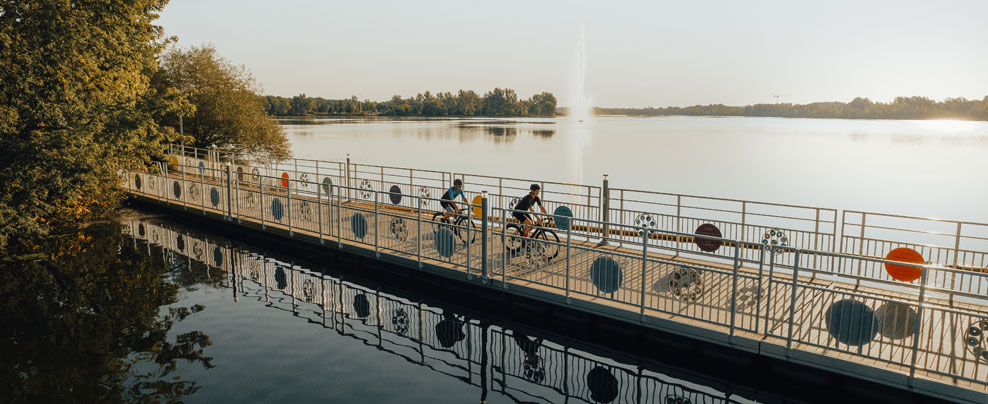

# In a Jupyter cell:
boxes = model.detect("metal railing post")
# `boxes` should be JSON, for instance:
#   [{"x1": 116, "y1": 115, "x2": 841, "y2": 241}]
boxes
[
  {"x1": 786, "y1": 249, "x2": 801, "y2": 356},
  {"x1": 225, "y1": 164, "x2": 233, "y2": 221},
  {"x1": 640, "y1": 226, "x2": 648, "y2": 320},
  {"x1": 337, "y1": 185, "x2": 342, "y2": 248},
  {"x1": 598, "y1": 174, "x2": 609, "y2": 246},
  {"x1": 199, "y1": 168, "x2": 206, "y2": 215},
  {"x1": 317, "y1": 177, "x2": 324, "y2": 244},
  {"x1": 416, "y1": 195, "x2": 422, "y2": 267},
  {"x1": 909, "y1": 267, "x2": 928, "y2": 383},
  {"x1": 260, "y1": 178, "x2": 266, "y2": 230},
  {"x1": 374, "y1": 189, "x2": 379, "y2": 257},
  {"x1": 565, "y1": 225, "x2": 571, "y2": 302},
  {"x1": 288, "y1": 179, "x2": 294, "y2": 237},
  {"x1": 235, "y1": 174, "x2": 241, "y2": 223},
  {"x1": 346, "y1": 154, "x2": 351, "y2": 202},
  {"x1": 501, "y1": 206, "x2": 507, "y2": 289},
  {"x1": 466, "y1": 196, "x2": 472, "y2": 275},
  {"x1": 729, "y1": 239, "x2": 740, "y2": 337},
  {"x1": 481, "y1": 191, "x2": 489, "y2": 281}
]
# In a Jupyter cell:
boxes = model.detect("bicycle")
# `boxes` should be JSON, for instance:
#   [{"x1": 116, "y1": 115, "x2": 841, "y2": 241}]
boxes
[
  {"x1": 505, "y1": 214, "x2": 560, "y2": 263},
  {"x1": 431, "y1": 208, "x2": 479, "y2": 244}
]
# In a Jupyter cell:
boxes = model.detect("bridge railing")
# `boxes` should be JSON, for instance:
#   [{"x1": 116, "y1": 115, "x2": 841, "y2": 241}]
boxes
[{"x1": 123, "y1": 163, "x2": 988, "y2": 396}]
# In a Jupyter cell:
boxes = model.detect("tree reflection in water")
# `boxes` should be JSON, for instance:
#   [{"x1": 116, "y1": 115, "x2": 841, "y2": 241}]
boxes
[{"x1": 0, "y1": 221, "x2": 213, "y2": 403}]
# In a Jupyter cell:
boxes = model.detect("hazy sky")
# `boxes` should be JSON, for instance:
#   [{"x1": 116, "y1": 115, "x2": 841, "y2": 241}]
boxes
[{"x1": 158, "y1": 0, "x2": 988, "y2": 108}]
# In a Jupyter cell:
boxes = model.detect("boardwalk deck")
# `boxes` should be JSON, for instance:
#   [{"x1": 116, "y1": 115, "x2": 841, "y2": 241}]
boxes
[{"x1": 122, "y1": 166, "x2": 988, "y2": 403}]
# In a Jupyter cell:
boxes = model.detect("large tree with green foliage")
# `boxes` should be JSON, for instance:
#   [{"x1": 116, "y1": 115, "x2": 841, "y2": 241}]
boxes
[
  {"x1": 0, "y1": 0, "x2": 189, "y2": 250},
  {"x1": 156, "y1": 45, "x2": 290, "y2": 160}
]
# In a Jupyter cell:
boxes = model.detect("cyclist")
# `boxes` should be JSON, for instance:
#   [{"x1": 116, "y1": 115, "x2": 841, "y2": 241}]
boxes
[
  {"x1": 513, "y1": 184, "x2": 548, "y2": 237},
  {"x1": 440, "y1": 179, "x2": 469, "y2": 221}
]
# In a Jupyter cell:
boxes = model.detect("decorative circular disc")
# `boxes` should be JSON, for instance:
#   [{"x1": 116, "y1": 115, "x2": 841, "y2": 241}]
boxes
[
  {"x1": 192, "y1": 241, "x2": 203, "y2": 259},
  {"x1": 590, "y1": 257, "x2": 623, "y2": 294},
  {"x1": 390, "y1": 217, "x2": 408, "y2": 242},
  {"x1": 667, "y1": 266, "x2": 703, "y2": 301},
  {"x1": 359, "y1": 179, "x2": 373, "y2": 200},
  {"x1": 250, "y1": 167, "x2": 260, "y2": 183},
  {"x1": 210, "y1": 187, "x2": 220, "y2": 207},
  {"x1": 472, "y1": 195, "x2": 484, "y2": 218},
  {"x1": 389, "y1": 185, "x2": 403, "y2": 205},
  {"x1": 874, "y1": 301, "x2": 918, "y2": 340},
  {"x1": 172, "y1": 181, "x2": 182, "y2": 198},
  {"x1": 884, "y1": 247, "x2": 924, "y2": 282},
  {"x1": 134, "y1": 174, "x2": 142, "y2": 190},
  {"x1": 176, "y1": 235, "x2": 185, "y2": 251},
  {"x1": 302, "y1": 279, "x2": 315, "y2": 302},
  {"x1": 198, "y1": 161, "x2": 205, "y2": 175},
  {"x1": 761, "y1": 228, "x2": 789, "y2": 251},
  {"x1": 436, "y1": 228, "x2": 456, "y2": 258},
  {"x1": 299, "y1": 173, "x2": 311, "y2": 190},
  {"x1": 586, "y1": 366, "x2": 619, "y2": 404},
  {"x1": 213, "y1": 246, "x2": 223, "y2": 266},
  {"x1": 435, "y1": 316, "x2": 465, "y2": 348},
  {"x1": 321, "y1": 177, "x2": 333, "y2": 196},
  {"x1": 275, "y1": 266, "x2": 287, "y2": 289},
  {"x1": 188, "y1": 183, "x2": 200, "y2": 201},
  {"x1": 965, "y1": 320, "x2": 988, "y2": 363},
  {"x1": 280, "y1": 172, "x2": 290, "y2": 188},
  {"x1": 351, "y1": 213, "x2": 368, "y2": 239},
  {"x1": 392, "y1": 308, "x2": 409, "y2": 335},
  {"x1": 169, "y1": 156, "x2": 179, "y2": 169},
  {"x1": 298, "y1": 202, "x2": 312, "y2": 222},
  {"x1": 271, "y1": 198, "x2": 284, "y2": 221},
  {"x1": 353, "y1": 293, "x2": 370, "y2": 318},
  {"x1": 634, "y1": 213, "x2": 656, "y2": 238},
  {"x1": 417, "y1": 187, "x2": 431, "y2": 207},
  {"x1": 694, "y1": 223, "x2": 722, "y2": 252},
  {"x1": 825, "y1": 299, "x2": 878, "y2": 346},
  {"x1": 553, "y1": 206, "x2": 573, "y2": 231},
  {"x1": 664, "y1": 395, "x2": 693, "y2": 404},
  {"x1": 237, "y1": 166, "x2": 244, "y2": 181}
]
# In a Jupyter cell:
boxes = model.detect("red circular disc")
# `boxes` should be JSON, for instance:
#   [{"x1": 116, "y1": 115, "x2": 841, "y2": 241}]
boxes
[
  {"x1": 280, "y1": 172, "x2": 290, "y2": 188},
  {"x1": 884, "y1": 247, "x2": 924, "y2": 282}
]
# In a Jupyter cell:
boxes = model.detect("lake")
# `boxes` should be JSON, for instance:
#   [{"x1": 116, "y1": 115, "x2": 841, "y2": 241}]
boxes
[{"x1": 282, "y1": 116, "x2": 988, "y2": 224}]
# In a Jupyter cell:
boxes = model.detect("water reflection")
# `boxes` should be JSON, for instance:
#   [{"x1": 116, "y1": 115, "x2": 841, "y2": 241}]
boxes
[
  {"x1": 126, "y1": 218, "x2": 750, "y2": 404},
  {"x1": 0, "y1": 221, "x2": 213, "y2": 403}
]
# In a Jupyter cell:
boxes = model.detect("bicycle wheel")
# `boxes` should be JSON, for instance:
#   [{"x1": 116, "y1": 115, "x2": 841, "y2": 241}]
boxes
[
  {"x1": 453, "y1": 216, "x2": 479, "y2": 244},
  {"x1": 535, "y1": 229, "x2": 560, "y2": 261},
  {"x1": 430, "y1": 211, "x2": 451, "y2": 236},
  {"x1": 504, "y1": 224, "x2": 525, "y2": 256}
]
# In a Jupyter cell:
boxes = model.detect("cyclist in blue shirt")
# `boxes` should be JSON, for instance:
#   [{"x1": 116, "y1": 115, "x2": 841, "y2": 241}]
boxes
[{"x1": 440, "y1": 179, "x2": 468, "y2": 221}]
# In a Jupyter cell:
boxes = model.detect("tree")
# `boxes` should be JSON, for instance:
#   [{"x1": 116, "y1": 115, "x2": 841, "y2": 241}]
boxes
[
  {"x1": 0, "y1": 0, "x2": 189, "y2": 250},
  {"x1": 157, "y1": 44, "x2": 290, "y2": 161}
]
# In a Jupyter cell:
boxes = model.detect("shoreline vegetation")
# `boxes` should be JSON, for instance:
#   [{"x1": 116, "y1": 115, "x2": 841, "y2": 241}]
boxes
[
  {"x1": 595, "y1": 96, "x2": 988, "y2": 121},
  {"x1": 264, "y1": 89, "x2": 557, "y2": 118}
]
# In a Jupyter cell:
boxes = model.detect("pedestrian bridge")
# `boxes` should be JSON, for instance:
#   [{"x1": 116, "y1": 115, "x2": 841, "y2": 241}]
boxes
[{"x1": 121, "y1": 144, "x2": 988, "y2": 403}]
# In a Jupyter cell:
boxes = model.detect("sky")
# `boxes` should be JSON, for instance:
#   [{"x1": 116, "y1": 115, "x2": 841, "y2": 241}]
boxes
[{"x1": 157, "y1": 0, "x2": 988, "y2": 108}]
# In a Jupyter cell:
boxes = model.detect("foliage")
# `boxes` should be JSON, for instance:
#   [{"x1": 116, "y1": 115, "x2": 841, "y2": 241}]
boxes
[
  {"x1": 157, "y1": 45, "x2": 291, "y2": 160},
  {"x1": 264, "y1": 88, "x2": 557, "y2": 117},
  {"x1": 0, "y1": 220, "x2": 212, "y2": 403},
  {"x1": 597, "y1": 96, "x2": 988, "y2": 121},
  {"x1": 0, "y1": 0, "x2": 189, "y2": 250}
]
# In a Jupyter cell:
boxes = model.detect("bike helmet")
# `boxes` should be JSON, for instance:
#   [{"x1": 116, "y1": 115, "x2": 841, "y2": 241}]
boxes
[
  {"x1": 453, "y1": 179, "x2": 463, "y2": 186},
  {"x1": 530, "y1": 184, "x2": 540, "y2": 191}
]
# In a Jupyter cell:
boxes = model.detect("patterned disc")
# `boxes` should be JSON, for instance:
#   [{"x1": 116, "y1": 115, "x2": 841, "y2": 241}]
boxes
[
  {"x1": 965, "y1": 319, "x2": 988, "y2": 364},
  {"x1": 359, "y1": 179, "x2": 373, "y2": 200},
  {"x1": 667, "y1": 266, "x2": 703, "y2": 301},
  {"x1": 634, "y1": 213, "x2": 656, "y2": 238},
  {"x1": 417, "y1": 187, "x2": 431, "y2": 207},
  {"x1": 761, "y1": 228, "x2": 789, "y2": 251},
  {"x1": 390, "y1": 217, "x2": 408, "y2": 242}
]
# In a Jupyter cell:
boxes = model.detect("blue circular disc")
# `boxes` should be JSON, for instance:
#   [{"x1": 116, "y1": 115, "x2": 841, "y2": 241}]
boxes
[
  {"x1": 213, "y1": 246, "x2": 223, "y2": 266},
  {"x1": 321, "y1": 177, "x2": 333, "y2": 196},
  {"x1": 210, "y1": 187, "x2": 220, "y2": 207},
  {"x1": 874, "y1": 301, "x2": 918, "y2": 340},
  {"x1": 586, "y1": 366, "x2": 619, "y2": 403},
  {"x1": 198, "y1": 161, "x2": 205, "y2": 174},
  {"x1": 553, "y1": 205, "x2": 573, "y2": 231},
  {"x1": 134, "y1": 174, "x2": 142, "y2": 190},
  {"x1": 271, "y1": 198, "x2": 284, "y2": 221},
  {"x1": 138, "y1": 223, "x2": 145, "y2": 236},
  {"x1": 173, "y1": 181, "x2": 181, "y2": 198},
  {"x1": 176, "y1": 235, "x2": 185, "y2": 251},
  {"x1": 275, "y1": 266, "x2": 287, "y2": 289},
  {"x1": 389, "y1": 185, "x2": 402, "y2": 205},
  {"x1": 825, "y1": 299, "x2": 878, "y2": 346},
  {"x1": 590, "y1": 257, "x2": 622, "y2": 294},
  {"x1": 351, "y1": 213, "x2": 368, "y2": 239},
  {"x1": 436, "y1": 228, "x2": 456, "y2": 258}
]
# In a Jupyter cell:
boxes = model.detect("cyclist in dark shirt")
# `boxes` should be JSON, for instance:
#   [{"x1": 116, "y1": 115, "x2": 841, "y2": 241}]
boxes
[
  {"x1": 513, "y1": 184, "x2": 548, "y2": 237},
  {"x1": 440, "y1": 179, "x2": 468, "y2": 221}
]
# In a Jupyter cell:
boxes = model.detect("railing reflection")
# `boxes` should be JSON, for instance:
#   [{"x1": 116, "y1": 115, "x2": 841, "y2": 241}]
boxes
[{"x1": 126, "y1": 219, "x2": 746, "y2": 404}]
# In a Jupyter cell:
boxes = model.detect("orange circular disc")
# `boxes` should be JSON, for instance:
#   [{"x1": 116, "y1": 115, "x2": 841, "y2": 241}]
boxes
[
  {"x1": 170, "y1": 156, "x2": 179, "y2": 169},
  {"x1": 472, "y1": 195, "x2": 484, "y2": 218},
  {"x1": 280, "y1": 172, "x2": 290, "y2": 188},
  {"x1": 884, "y1": 247, "x2": 924, "y2": 282}
]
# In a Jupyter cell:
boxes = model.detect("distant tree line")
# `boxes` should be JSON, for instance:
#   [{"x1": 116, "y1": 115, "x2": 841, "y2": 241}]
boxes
[
  {"x1": 264, "y1": 88, "x2": 557, "y2": 117},
  {"x1": 596, "y1": 96, "x2": 988, "y2": 121}
]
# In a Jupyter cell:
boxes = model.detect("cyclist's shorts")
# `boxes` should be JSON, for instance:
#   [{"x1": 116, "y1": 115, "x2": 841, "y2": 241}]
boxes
[
  {"x1": 440, "y1": 201, "x2": 455, "y2": 213},
  {"x1": 512, "y1": 212, "x2": 530, "y2": 223}
]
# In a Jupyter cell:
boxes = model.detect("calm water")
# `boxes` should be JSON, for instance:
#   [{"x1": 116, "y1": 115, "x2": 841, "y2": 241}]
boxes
[
  {"x1": 0, "y1": 209, "x2": 757, "y2": 403},
  {"x1": 282, "y1": 116, "x2": 988, "y2": 224}
]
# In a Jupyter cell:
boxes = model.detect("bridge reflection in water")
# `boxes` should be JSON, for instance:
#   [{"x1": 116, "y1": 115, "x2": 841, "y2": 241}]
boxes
[{"x1": 127, "y1": 219, "x2": 748, "y2": 404}]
